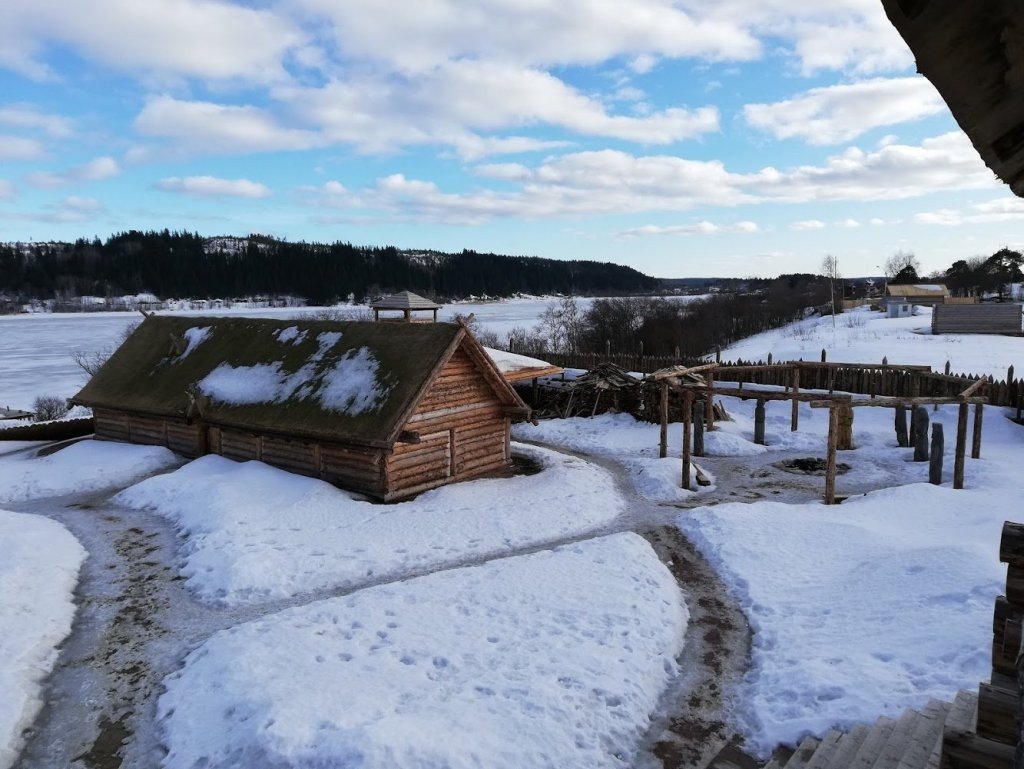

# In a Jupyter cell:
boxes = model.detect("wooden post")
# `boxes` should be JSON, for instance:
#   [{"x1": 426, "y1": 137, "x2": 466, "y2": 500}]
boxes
[
  {"x1": 953, "y1": 402, "x2": 968, "y2": 489},
  {"x1": 605, "y1": 339, "x2": 611, "y2": 356},
  {"x1": 894, "y1": 404, "x2": 909, "y2": 447},
  {"x1": 754, "y1": 399, "x2": 766, "y2": 445},
  {"x1": 682, "y1": 391, "x2": 693, "y2": 491},
  {"x1": 972, "y1": 402, "x2": 984, "y2": 459},
  {"x1": 913, "y1": 405, "x2": 929, "y2": 461},
  {"x1": 715, "y1": 347, "x2": 721, "y2": 363},
  {"x1": 821, "y1": 348, "x2": 827, "y2": 363},
  {"x1": 825, "y1": 405, "x2": 838, "y2": 505},
  {"x1": 767, "y1": 352, "x2": 773, "y2": 365},
  {"x1": 659, "y1": 383, "x2": 669, "y2": 459},
  {"x1": 929, "y1": 423, "x2": 944, "y2": 485},
  {"x1": 791, "y1": 366, "x2": 800, "y2": 431},
  {"x1": 836, "y1": 402, "x2": 854, "y2": 450},
  {"x1": 945, "y1": 361, "x2": 951, "y2": 376},
  {"x1": 694, "y1": 401, "x2": 705, "y2": 457},
  {"x1": 705, "y1": 370, "x2": 715, "y2": 431}
]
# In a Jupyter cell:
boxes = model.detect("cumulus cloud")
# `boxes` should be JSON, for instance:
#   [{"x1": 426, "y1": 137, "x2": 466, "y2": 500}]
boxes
[
  {"x1": 0, "y1": 135, "x2": 45, "y2": 161},
  {"x1": 836, "y1": 218, "x2": 861, "y2": 228},
  {"x1": 134, "y1": 96, "x2": 320, "y2": 155},
  {"x1": 0, "y1": 104, "x2": 73, "y2": 138},
  {"x1": 744, "y1": 77, "x2": 946, "y2": 144},
  {"x1": 790, "y1": 220, "x2": 826, "y2": 230},
  {"x1": 301, "y1": 132, "x2": 998, "y2": 224},
  {"x1": 615, "y1": 221, "x2": 759, "y2": 238},
  {"x1": 5, "y1": 195, "x2": 107, "y2": 223},
  {"x1": 25, "y1": 156, "x2": 120, "y2": 188},
  {"x1": 155, "y1": 175, "x2": 271, "y2": 199},
  {"x1": 914, "y1": 196, "x2": 1024, "y2": 226},
  {"x1": 0, "y1": 0, "x2": 302, "y2": 82}
]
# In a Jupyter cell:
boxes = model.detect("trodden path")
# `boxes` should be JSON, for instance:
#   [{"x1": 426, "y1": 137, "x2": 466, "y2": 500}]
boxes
[{"x1": 9, "y1": 440, "x2": 775, "y2": 769}]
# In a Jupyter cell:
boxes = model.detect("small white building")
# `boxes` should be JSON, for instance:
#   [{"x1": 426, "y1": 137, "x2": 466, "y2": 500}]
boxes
[{"x1": 887, "y1": 301, "x2": 915, "y2": 318}]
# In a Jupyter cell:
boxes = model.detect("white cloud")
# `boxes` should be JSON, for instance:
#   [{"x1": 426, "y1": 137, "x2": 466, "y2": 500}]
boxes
[
  {"x1": 0, "y1": 104, "x2": 73, "y2": 138},
  {"x1": 615, "y1": 220, "x2": 759, "y2": 238},
  {"x1": 9, "y1": 195, "x2": 107, "y2": 223},
  {"x1": 744, "y1": 77, "x2": 946, "y2": 144},
  {"x1": 914, "y1": 196, "x2": 1024, "y2": 226},
  {"x1": 301, "y1": 132, "x2": 999, "y2": 224},
  {"x1": 0, "y1": 134, "x2": 45, "y2": 161},
  {"x1": 298, "y1": 0, "x2": 761, "y2": 72},
  {"x1": 0, "y1": 180, "x2": 15, "y2": 200},
  {"x1": 790, "y1": 220, "x2": 826, "y2": 230},
  {"x1": 155, "y1": 176, "x2": 271, "y2": 199},
  {"x1": 25, "y1": 156, "x2": 120, "y2": 188},
  {"x1": 134, "y1": 96, "x2": 320, "y2": 155},
  {"x1": 0, "y1": 0, "x2": 302, "y2": 83},
  {"x1": 836, "y1": 218, "x2": 861, "y2": 228}
]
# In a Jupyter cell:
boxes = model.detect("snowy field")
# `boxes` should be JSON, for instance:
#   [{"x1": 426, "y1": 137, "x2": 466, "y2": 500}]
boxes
[
  {"x1": 158, "y1": 533, "x2": 687, "y2": 769},
  {"x1": 116, "y1": 443, "x2": 624, "y2": 605},
  {"x1": 720, "y1": 305, "x2": 1024, "y2": 378},
  {"x1": 0, "y1": 510, "x2": 85, "y2": 769}
]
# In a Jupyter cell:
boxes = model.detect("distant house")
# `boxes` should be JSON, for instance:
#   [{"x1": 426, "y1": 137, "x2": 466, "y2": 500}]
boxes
[
  {"x1": 883, "y1": 283, "x2": 951, "y2": 309},
  {"x1": 72, "y1": 316, "x2": 530, "y2": 500}
]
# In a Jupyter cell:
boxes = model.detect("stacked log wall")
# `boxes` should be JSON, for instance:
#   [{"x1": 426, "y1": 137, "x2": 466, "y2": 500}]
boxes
[{"x1": 388, "y1": 345, "x2": 509, "y2": 498}]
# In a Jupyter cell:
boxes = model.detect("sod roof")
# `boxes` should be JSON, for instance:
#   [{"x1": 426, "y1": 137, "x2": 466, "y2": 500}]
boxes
[{"x1": 73, "y1": 316, "x2": 520, "y2": 448}]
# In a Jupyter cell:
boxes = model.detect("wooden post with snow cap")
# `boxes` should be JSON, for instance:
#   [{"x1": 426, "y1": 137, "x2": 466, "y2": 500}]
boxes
[
  {"x1": 791, "y1": 366, "x2": 800, "y2": 431},
  {"x1": 659, "y1": 383, "x2": 669, "y2": 459},
  {"x1": 754, "y1": 399, "x2": 766, "y2": 445},
  {"x1": 954, "y1": 402, "x2": 969, "y2": 489},
  {"x1": 825, "y1": 404, "x2": 839, "y2": 505},
  {"x1": 682, "y1": 390, "x2": 694, "y2": 491},
  {"x1": 929, "y1": 423, "x2": 944, "y2": 485},
  {"x1": 972, "y1": 403, "x2": 984, "y2": 460}
]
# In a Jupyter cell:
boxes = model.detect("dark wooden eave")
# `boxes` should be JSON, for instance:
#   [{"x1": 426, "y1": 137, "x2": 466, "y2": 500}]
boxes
[{"x1": 882, "y1": 0, "x2": 1024, "y2": 195}]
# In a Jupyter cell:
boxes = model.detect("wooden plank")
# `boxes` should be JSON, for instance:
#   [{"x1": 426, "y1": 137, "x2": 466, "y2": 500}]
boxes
[
  {"x1": 975, "y1": 683, "x2": 1016, "y2": 745},
  {"x1": 682, "y1": 391, "x2": 693, "y2": 491},
  {"x1": 659, "y1": 382, "x2": 669, "y2": 459},
  {"x1": 825, "y1": 405, "x2": 839, "y2": 505},
  {"x1": 895, "y1": 700, "x2": 951, "y2": 769},
  {"x1": 872, "y1": 701, "x2": 920, "y2": 769},
  {"x1": 849, "y1": 717, "x2": 897, "y2": 769},
  {"x1": 823, "y1": 724, "x2": 870, "y2": 769},
  {"x1": 972, "y1": 403, "x2": 984, "y2": 459}
]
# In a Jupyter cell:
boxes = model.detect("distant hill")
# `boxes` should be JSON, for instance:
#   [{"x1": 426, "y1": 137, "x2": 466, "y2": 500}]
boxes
[{"x1": 0, "y1": 231, "x2": 660, "y2": 304}]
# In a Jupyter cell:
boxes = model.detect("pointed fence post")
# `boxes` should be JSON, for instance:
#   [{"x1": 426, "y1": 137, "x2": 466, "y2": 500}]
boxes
[
  {"x1": 791, "y1": 366, "x2": 801, "y2": 431},
  {"x1": 659, "y1": 383, "x2": 669, "y2": 459},
  {"x1": 894, "y1": 404, "x2": 909, "y2": 447},
  {"x1": 971, "y1": 402, "x2": 984, "y2": 460},
  {"x1": 929, "y1": 423, "x2": 944, "y2": 485},
  {"x1": 754, "y1": 399, "x2": 766, "y2": 445},
  {"x1": 694, "y1": 401, "x2": 705, "y2": 457},
  {"x1": 821, "y1": 348, "x2": 827, "y2": 363},
  {"x1": 825, "y1": 405, "x2": 839, "y2": 505},
  {"x1": 953, "y1": 402, "x2": 968, "y2": 489},
  {"x1": 682, "y1": 391, "x2": 694, "y2": 491},
  {"x1": 913, "y1": 406, "x2": 929, "y2": 461}
]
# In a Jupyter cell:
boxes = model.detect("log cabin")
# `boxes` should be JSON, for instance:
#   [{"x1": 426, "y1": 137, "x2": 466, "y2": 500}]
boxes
[{"x1": 72, "y1": 316, "x2": 530, "y2": 500}]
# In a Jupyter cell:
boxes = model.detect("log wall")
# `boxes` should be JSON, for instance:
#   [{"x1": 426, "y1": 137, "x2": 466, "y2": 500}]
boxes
[
  {"x1": 932, "y1": 304, "x2": 1023, "y2": 335},
  {"x1": 388, "y1": 345, "x2": 510, "y2": 499}
]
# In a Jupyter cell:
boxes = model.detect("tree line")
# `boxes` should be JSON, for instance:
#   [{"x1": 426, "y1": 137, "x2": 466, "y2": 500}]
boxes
[{"x1": 0, "y1": 230, "x2": 659, "y2": 307}]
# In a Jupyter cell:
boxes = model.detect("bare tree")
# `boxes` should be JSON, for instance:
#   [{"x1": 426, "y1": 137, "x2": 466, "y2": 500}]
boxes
[
  {"x1": 71, "y1": 320, "x2": 140, "y2": 377},
  {"x1": 821, "y1": 254, "x2": 840, "y2": 328},
  {"x1": 33, "y1": 395, "x2": 68, "y2": 422},
  {"x1": 884, "y1": 250, "x2": 921, "y2": 280}
]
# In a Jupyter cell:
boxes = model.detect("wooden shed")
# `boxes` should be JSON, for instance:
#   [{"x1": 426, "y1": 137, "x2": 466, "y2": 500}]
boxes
[
  {"x1": 884, "y1": 283, "x2": 950, "y2": 308},
  {"x1": 72, "y1": 316, "x2": 530, "y2": 500},
  {"x1": 932, "y1": 303, "x2": 1024, "y2": 335}
]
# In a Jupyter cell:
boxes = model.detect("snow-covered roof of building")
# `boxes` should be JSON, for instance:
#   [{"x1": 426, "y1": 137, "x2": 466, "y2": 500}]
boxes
[
  {"x1": 73, "y1": 316, "x2": 524, "y2": 449},
  {"x1": 370, "y1": 291, "x2": 441, "y2": 310},
  {"x1": 484, "y1": 348, "x2": 564, "y2": 382},
  {"x1": 884, "y1": 283, "x2": 949, "y2": 298}
]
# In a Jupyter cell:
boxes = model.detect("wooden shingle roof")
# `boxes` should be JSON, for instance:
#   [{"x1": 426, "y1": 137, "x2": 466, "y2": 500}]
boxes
[
  {"x1": 885, "y1": 284, "x2": 949, "y2": 298},
  {"x1": 370, "y1": 291, "x2": 441, "y2": 310},
  {"x1": 72, "y1": 316, "x2": 524, "y2": 449}
]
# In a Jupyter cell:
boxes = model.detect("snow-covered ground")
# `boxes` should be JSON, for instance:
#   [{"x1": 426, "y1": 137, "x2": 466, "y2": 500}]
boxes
[
  {"x1": 0, "y1": 510, "x2": 85, "y2": 769},
  {"x1": 0, "y1": 439, "x2": 177, "y2": 503},
  {"x1": 720, "y1": 305, "x2": 1024, "y2": 378},
  {"x1": 116, "y1": 443, "x2": 625, "y2": 605},
  {"x1": 158, "y1": 533, "x2": 687, "y2": 769}
]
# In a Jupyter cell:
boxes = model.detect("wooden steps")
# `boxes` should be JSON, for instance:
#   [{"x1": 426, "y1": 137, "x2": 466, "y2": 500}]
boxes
[{"x1": 760, "y1": 698, "x2": 959, "y2": 769}]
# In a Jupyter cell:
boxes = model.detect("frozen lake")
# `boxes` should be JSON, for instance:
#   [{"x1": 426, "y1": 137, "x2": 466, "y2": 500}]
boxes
[{"x1": 0, "y1": 297, "x2": 700, "y2": 410}]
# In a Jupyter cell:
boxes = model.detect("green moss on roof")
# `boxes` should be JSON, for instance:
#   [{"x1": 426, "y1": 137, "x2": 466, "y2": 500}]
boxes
[{"x1": 73, "y1": 316, "x2": 473, "y2": 447}]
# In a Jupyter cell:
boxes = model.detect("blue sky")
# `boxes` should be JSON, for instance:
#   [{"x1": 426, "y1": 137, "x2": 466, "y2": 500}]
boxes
[{"x1": 2, "y1": 0, "x2": 1022, "y2": 278}]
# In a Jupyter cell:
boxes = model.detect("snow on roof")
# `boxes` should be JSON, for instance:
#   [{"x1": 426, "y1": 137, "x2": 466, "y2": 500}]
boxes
[
  {"x1": 885, "y1": 283, "x2": 949, "y2": 297},
  {"x1": 484, "y1": 347, "x2": 564, "y2": 382},
  {"x1": 370, "y1": 290, "x2": 441, "y2": 310}
]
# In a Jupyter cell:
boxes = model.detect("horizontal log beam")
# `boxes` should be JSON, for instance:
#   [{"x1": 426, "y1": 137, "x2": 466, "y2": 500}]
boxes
[
  {"x1": 999, "y1": 522, "x2": 1024, "y2": 568},
  {"x1": 959, "y1": 378, "x2": 988, "y2": 399},
  {"x1": 809, "y1": 396, "x2": 988, "y2": 408}
]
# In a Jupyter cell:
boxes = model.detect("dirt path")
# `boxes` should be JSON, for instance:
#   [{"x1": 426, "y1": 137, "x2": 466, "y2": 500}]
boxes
[{"x1": 11, "y1": 438, "x2": 790, "y2": 769}]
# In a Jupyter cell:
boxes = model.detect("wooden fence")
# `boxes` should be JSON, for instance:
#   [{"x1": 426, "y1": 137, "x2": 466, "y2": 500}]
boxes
[{"x1": 516, "y1": 350, "x2": 1024, "y2": 409}]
